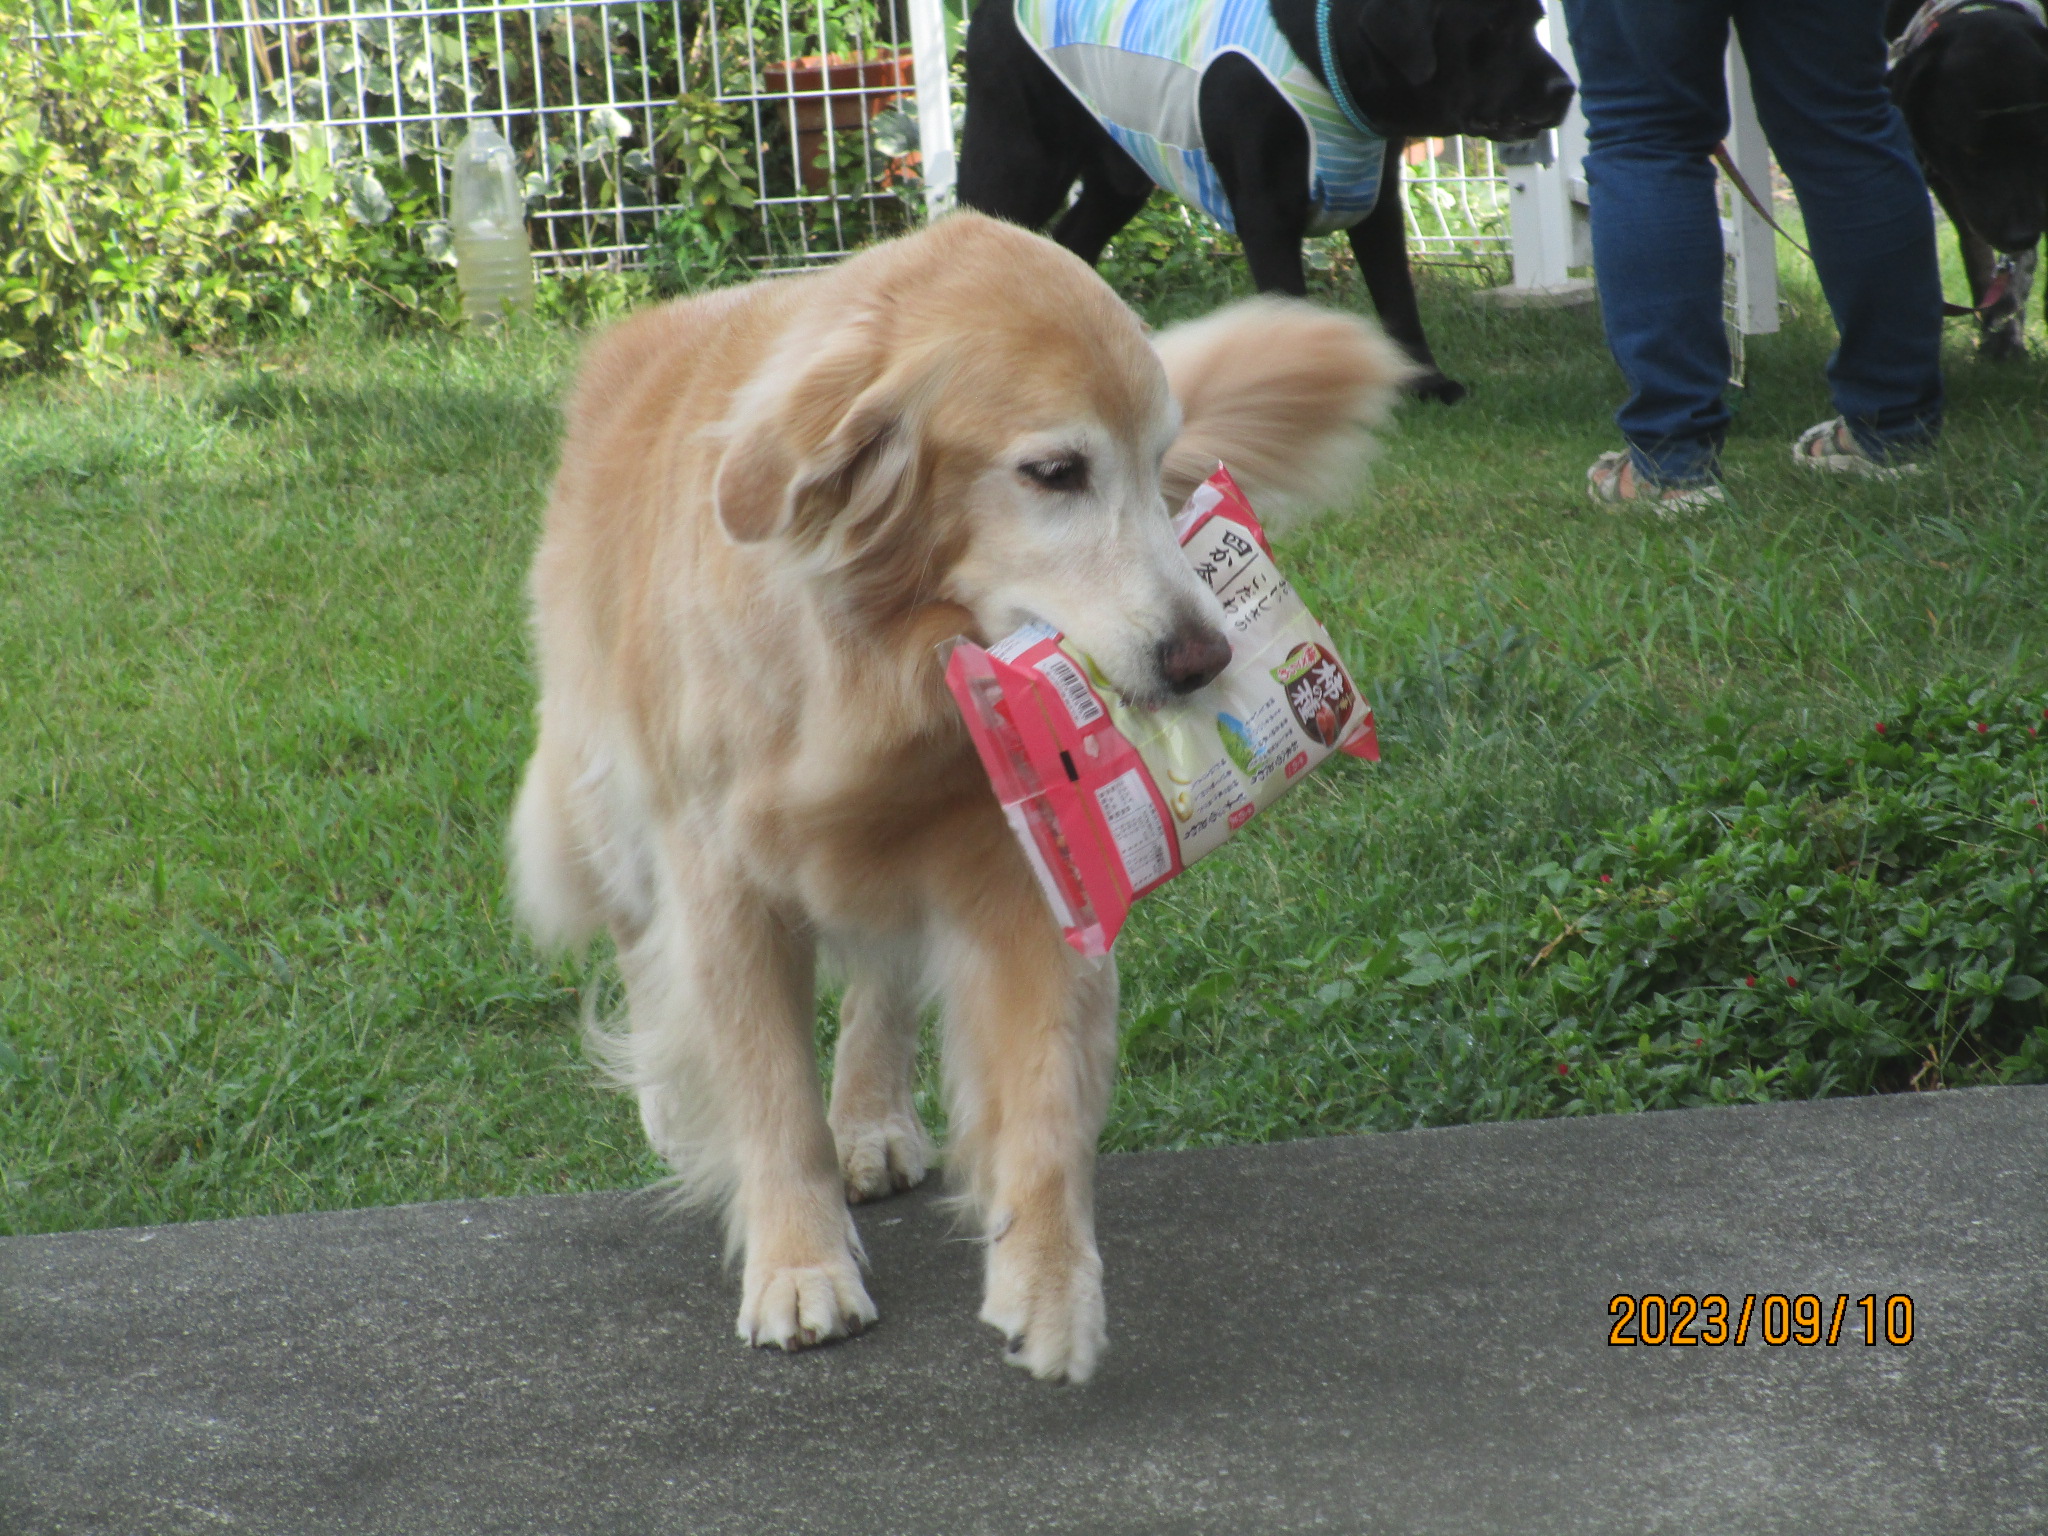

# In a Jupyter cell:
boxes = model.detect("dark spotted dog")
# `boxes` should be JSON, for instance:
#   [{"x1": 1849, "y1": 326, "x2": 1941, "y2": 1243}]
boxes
[{"x1": 1887, "y1": 0, "x2": 2048, "y2": 357}]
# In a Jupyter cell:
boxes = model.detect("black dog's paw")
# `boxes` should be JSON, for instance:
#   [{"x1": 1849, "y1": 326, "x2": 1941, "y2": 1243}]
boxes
[
  {"x1": 1406, "y1": 370, "x2": 1469, "y2": 405},
  {"x1": 1980, "y1": 322, "x2": 2027, "y2": 362}
]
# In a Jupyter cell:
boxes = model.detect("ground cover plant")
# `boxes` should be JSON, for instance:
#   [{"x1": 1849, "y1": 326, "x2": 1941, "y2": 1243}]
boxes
[
  {"x1": 4, "y1": 233, "x2": 2046, "y2": 1236},
  {"x1": 1309, "y1": 682, "x2": 2048, "y2": 1114}
]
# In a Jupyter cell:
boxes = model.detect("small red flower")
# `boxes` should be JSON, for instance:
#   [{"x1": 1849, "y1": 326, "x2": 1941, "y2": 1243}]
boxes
[
  {"x1": 1786, "y1": 975, "x2": 1801, "y2": 988},
  {"x1": 1977, "y1": 721, "x2": 1990, "y2": 735},
  {"x1": 1599, "y1": 873, "x2": 1612, "y2": 884},
  {"x1": 1695, "y1": 1038, "x2": 1706, "y2": 1048},
  {"x1": 1745, "y1": 975, "x2": 1757, "y2": 987},
  {"x1": 1556, "y1": 1062, "x2": 1570, "y2": 1075},
  {"x1": 1875, "y1": 722, "x2": 1887, "y2": 734}
]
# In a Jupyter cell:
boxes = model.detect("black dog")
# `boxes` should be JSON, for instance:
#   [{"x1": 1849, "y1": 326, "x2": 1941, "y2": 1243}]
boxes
[
  {"x1": 1887, "y1": 0, "x2": 2048, "y2": 358},
  {"x1": 958, "y1": 0, "x2": 1574, "y2": 403}
]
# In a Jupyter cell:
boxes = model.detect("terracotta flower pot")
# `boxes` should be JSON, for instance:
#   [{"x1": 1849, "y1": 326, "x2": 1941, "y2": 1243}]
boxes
[{"x1": 761, "y1": 50, "x2": 914, "y2": 190}]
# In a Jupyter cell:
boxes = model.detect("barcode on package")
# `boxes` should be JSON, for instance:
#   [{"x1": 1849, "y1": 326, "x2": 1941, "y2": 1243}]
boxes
[
  {"x1": 1036, "y1": 652, "x2": 1105, "y2": 728},
  {"x1": 1093, "y1": 768, "x2": 1172, "y2": 891}
]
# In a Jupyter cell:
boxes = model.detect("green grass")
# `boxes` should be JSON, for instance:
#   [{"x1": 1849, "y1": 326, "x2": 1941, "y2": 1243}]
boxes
[{"x1": 5, "y1": 240, "x2": 2047, "y2": 1236}]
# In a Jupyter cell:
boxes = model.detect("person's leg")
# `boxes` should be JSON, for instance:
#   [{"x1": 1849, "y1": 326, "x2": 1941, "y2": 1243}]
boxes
[
  {"x1": 1732, "y1": 0, "x2": 1943, "y2": 459},
  {"x1": 1562, "y1": 0, "x2": 1735, "y2": 486}
]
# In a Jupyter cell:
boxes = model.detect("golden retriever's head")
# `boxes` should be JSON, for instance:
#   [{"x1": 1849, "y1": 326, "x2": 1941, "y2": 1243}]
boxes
[{"x1": 711, "y1": 213, "x2": 1232, "y2": 707}]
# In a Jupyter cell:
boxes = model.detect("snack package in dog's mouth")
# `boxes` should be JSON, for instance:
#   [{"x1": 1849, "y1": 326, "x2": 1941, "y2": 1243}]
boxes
[{"x1": 946, "y1": 465, "x2": 1379, "y2": 956}]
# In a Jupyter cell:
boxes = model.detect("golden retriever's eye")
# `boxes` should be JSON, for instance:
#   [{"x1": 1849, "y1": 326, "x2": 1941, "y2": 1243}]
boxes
[{"x1": 1019, "y1": 455, "x2": 1090, "y2": 494}]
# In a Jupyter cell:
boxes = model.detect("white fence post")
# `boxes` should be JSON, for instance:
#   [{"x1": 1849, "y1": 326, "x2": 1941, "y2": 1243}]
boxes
[
  {"x1": 909, "y1": 0, "x2": 957, "y2": 216},
  {"x1": 1724, "y1": 38, "x2": 1779, "y2": 337},
  {"x1": 1492, "y1": 8, "x2": 1592, "y2": 304}
]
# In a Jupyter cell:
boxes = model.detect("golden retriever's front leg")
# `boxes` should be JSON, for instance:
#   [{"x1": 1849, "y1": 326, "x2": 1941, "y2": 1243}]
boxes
[
  {"x1": 620, "y1": 868, "x2": 876, "y2": 1352},
  {"x1": 829, "y1": 944, "x2": 936, "y2": 1202},
  {"x1": 938, "y1": 892, "x2": 1119, "y2": 1384}
]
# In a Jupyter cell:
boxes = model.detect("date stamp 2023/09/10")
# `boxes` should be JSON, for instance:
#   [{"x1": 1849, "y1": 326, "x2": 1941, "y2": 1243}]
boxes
[{"x1": 1608, "y1": 1293, "x2": 1916, "y2": 1348}]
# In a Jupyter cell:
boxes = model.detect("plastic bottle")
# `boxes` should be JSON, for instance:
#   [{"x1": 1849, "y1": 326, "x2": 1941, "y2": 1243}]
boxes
[{"x1": 450, "y1": 124, "x2": 535, "y2": 324}]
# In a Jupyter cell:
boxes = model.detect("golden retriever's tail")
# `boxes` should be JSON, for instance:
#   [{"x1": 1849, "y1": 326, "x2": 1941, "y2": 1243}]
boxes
[
  {"x1": 508, "y1": 737, "x2": 606, "y2": 955},
  {"x1": 1152, "y1": 297, "x2": 1419, "y2": 528},
  {"x1": 579, "y1": 972, "x2": 749, "y2": 1240}
]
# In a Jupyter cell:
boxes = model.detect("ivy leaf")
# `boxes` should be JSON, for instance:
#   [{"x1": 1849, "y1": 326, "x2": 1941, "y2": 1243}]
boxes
[
  {"x1": 419, "y1": 221, "x2": 454, "y2": 265},
  {"x1": 588, "y1": 104, "x2": 633, "y2": 144},
  {"x1": 342, "y1": 168, "x2": 392, "y2": 226},
  {"x1": 870, "y1": 106, "x2": 918, "y2": 158}
]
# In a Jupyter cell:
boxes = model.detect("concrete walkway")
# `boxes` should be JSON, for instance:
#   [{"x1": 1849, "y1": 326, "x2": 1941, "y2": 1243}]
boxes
[{"x1": 5, "y1": 1088, "x2": 2044, "y2": 1535}]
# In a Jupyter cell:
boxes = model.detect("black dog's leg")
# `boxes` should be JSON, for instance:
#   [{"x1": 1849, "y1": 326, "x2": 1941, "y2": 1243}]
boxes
[
  {"x1": 956, "y1": 143, "x2": 1077, "y2": 233},
  {"x1": 2006, "y1": 241, "x2": 2040, "y2": 348},
  {"x1": 958, "y1": 0, "x2": 1088, "y2": 229},
  {"x1": 1050, "y1": 164, "x2": 1156, "y2": 265},
  {"x1": 2027, "y1": 244, "x2": 2044, "y2": 344},
  {"x1": 1962, "y1": 223, "x2": 2027, "y2": 361},
  {"x1": 1234, "y1": 219, "x2": 1311, "y2": 296},
  {"x1": 1199, "y1": 54, "x2": 1314, "y2": 296},
  {"x1": 1349, "y1": 141, "x2": 1467, "y2": 403},
  {"x1": 958, "y1": 0, "x2": 1158, "y2": 264},
  {"x1": 1928, "y1": 172, "x2": 2027, "y2": 360}
]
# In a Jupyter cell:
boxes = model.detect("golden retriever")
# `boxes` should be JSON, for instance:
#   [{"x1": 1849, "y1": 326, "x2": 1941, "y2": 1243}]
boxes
[{"x1": 509, "y1": 212, "x2": 1408, "y2": 1383}]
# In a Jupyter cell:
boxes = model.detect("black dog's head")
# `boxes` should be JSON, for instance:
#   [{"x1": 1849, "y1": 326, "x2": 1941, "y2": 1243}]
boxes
[
  {"x1": 1343, "y1": 0, "x2": 1574, "y2": 139},
  {"x1": 1890, "y1": 18, "x2": 2048, "y2": 253}
]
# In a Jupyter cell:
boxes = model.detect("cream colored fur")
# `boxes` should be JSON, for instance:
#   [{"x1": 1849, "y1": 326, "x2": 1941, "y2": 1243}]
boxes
[
  {"x1": 1153, "y1": 295, "x2": 1418, "y2": 524},
  {"x1": 508, "y1": 212, "x2": 1406, "y2": 1383}
]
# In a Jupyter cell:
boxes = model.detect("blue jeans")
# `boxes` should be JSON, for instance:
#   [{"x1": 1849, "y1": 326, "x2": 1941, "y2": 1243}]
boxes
[{"x1": 1560, "y1": 0, "x2": 1945, "y2": 483}]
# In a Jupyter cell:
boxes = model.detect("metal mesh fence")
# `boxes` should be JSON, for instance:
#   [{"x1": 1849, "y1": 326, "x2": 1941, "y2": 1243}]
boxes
[
  {"x1": 107, "y1": 0, "x2": 681, "y2": 268},
  {"x1": 1400, "y1": 136, "x2": 1513, "y2": 261},
  {"x1": 31, "y1": 0, "x2": 1516, "y2": 275},
  {"x1": 698, "y1": 0, "x2": 932, "y2": 267}
]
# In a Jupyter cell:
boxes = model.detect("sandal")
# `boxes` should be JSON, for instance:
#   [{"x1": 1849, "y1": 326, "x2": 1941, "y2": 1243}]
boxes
[
  {"x1": 1792, "y1": 417, "x2": 1921, "y2": 478},
  {"x1": 1586, "y1": 450, "x2": 1727, "y2": 515}
]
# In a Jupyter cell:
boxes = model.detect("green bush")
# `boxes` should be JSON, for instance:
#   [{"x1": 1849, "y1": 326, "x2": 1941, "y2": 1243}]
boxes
[
  {"x1": 1095, "y1": 201, "x2": 1253, "y2": 319},
  {"x1": 1390, "y1": 680, "x2": 2048, "y2": 1107},
  {"x1": 0, "y1": 0, "x2": 444, "y2": 375},
  {"x1": 647, "y1": 89, "x2": 761, "y2": 294}
]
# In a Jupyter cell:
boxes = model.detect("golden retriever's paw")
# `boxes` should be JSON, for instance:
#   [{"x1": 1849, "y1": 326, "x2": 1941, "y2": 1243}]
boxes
[
  {"x1": 833, "y1": 1113, "x2": 935, "y2": 1203},
  {"x1": 979, "y1": 1242, "x2": 1106, "y2": 1384},
  {"x1": 738, "y1": 1260, "x2": 877, "y2": 1352}
]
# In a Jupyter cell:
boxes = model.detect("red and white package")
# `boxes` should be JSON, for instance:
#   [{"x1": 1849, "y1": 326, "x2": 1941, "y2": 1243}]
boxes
[{"x1": 946, "y1": 465, "x2": 1379, "y2": 955}]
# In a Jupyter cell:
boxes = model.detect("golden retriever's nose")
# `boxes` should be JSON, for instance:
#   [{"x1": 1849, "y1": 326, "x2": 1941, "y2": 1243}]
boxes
[{"x1": 1159, "y1": 627, "x2": 1233, "y2": 694}]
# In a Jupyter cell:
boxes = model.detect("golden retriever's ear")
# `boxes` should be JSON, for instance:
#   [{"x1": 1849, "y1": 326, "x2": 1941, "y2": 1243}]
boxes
[
  {"x1": 712, "y1": 426, "x2": 801, "y2": 544},
  {"x1": 713, "y1": 324, "x2": 909, "y2": 547}
]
